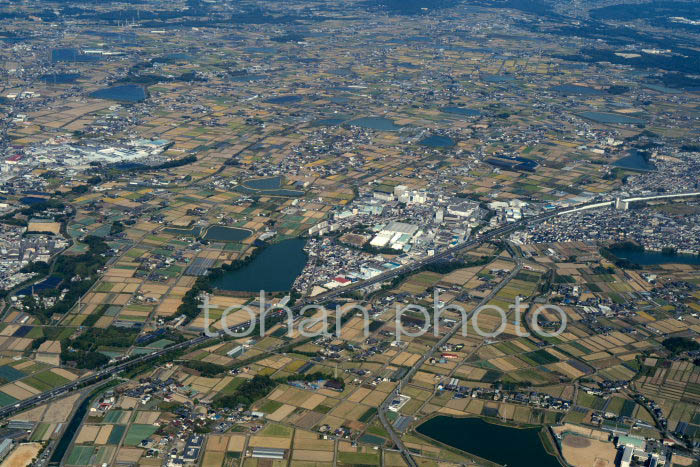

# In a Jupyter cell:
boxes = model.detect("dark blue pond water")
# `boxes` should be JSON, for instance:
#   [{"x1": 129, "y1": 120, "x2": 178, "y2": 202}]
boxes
[
  {"x1": 51, "y1": 48, "x2": 100, "y2": 63},
  {"x1": 609, "y1": 247, "x2": 700, "y2": 266},
  {"x1": 345, "y1": 117, "x2": 401, "y2": 131},
  {"x1": 19, "y1": 276, "x2": 62, "y2": 296},
  {"x1": 20, "y1": 196, "x2": 49, "y2": 205},
  {"x1": 441, "y1": 107, "x2": 481, "y2": 117},
  {"x1": 243, "y1": 177, "x2": 282, "y2": 190},
  {"x1": 265, "y1": 95, "x2": 303, "y2": 105},
  {"x1": 237, "y1": 177, "x2": 304, "y2": 197},
  {"x1": 163, "y1": 226, "x2": 202, "y2": 237},
  {"x1": 204, "y1": 226, "x2": 252, "y2": 242},
  {"x1": 578, "y1": 111, "x2": 643, "y2": 125},
  {"x1": 89, "y1": 85, "x2": 146, "y2": 103},
  {"x1": 420, "y1": 135, "x2": 455, "y2": 148},
  {"x1": 483, "y1": 74, "x2": 516, "y2": 83},
  {"x1": 417, "y1": 416, "x2": 561, "y2": 467},
  {"x1": 328, "y1": 69, "x2": 354, "y2": 76},
  {"x1": 40, "y1": 73, "x2": 81, "y2": 84},
  {"x1": 613, "y1": 150, "x2": 655, "y2": 171},
  {"x1": 213, "y1": 238, "x2": 308, "y2": 292}
]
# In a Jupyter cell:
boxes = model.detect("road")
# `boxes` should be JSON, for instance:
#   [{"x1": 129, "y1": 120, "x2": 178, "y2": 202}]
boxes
[
  {"x1": 376, "y1": 255, "x2": 524, "y2": 467},
  {"x1": 303, "y1": 208, "x2": 554, "y2": 306},
  {"x1": 0, "y1": 207, "x2": 542, "y2": 419},
  {"x1": 0, "y1": 191, "x2": 694, "y2": 420}
]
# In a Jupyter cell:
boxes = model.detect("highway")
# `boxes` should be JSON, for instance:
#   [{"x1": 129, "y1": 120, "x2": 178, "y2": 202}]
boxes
[
  {"x1": 302, "y1": 209, "x2": 555, "y2": 305},
  {"x1": 558, "y1": 191, "x2": 700, "y2": 215},
  {"x1": 376, "y1": 254, "x2": 524, "y2": 467},
  {"x1": 0, "y1": 191, "x2": 694, "y2": 420},
  {"x1": 0, "y1": 208, "x2": 548, "y2": 420}
]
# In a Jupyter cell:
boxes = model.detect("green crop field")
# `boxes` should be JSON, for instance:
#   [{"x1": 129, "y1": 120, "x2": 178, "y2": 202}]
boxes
[
  {"x1": 0, "y1": 391, "x2": 18, "y2": 407},
  {"x1": 66, "y1": 446, "x2": 95, "y2": 466},
  {"x1": 21, "y1": 376, "x2": 53, "y2": 392},
  {"x1": 32, "y1": 370, "x2": 70, "y2": 388},
  {"x1": 107, "y1": 424, "x2": 126, "y2": 444},
  {"x1": 123, "y1": 424, "x2": 158, "y2": 445},
  {"x1": 30, "y1": 422, "x2": 50, "y2": 441},
  {"x1": 104, "y1": 410, "x2": 125, "y2": 423},
  {"x1": 0, "y1": 365, "x2": 25, "y2": 382},
  {"x1": 94, "y1": 446, "x2": 115, "y2": 464},
  {"x1": 337, "y1": 452, "x2": 380, "y2": 465}
]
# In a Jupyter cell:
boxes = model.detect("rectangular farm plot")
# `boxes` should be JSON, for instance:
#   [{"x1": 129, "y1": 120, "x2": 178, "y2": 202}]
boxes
[
  {"x1": 201, "y1": 451, "x2": 225, "y2": 467},
  {"x1": 227, "y1": 434, "x2": 246, "y2": 452},
  {"x1": 330, "y1": 401, "x2": 373, "y2": 422},
  {"x1": 206, "y1": 434, "x2": 230, "y2": 451},
  {"x1": 115, "y1": 447, "x2": 143, "y2": 464},
  {"x1": 293, "y1": 429, "x2": 334, "y2": 451},
  {"x1": 27, "y1": 369, "x2": 71, "y2": 389},
  {"x1": 0, "y1": 365, "x2": 26, "y2": 382},
  {"x1": 51, "y1": 368, "x2": 79, "y2": 381},
  {"x1": 0, "y1": 392, "x2": 17, "y2": 407},
  {"x1": 94, "y1": 425, "x2": 113, "y2": 445},
  {"x1": 93, "y1": 446, "x2": 115, "y2": 465},
  {"x1": 347, "y1": 387, "x2": 371, "y2": 403},
  {"x1": 133, "y1": 411, "x2": 160, "y2": 424},
  {"x1": 75, "y1": 425, "x2": 101, "y2": 444},
  {"x1": 293, "y1": 449, "x2": 334, "y2": 462},
  {"x1": 248, "y1": 435, "x2": 292, "y2": 449},
  {"x1": 337, "y1": 448, "x2": 380, "y2": 466},
  {"x1": 267, "y1": 403, "x2": 296, "y2": 422},
  {"x1": 0, "y1": 383, "x2": 35, "y2": 400},
  {"x1": 104, "y1": 410, "x2": 128, "y2": 424},
  {"x1": 107, "y1": 425, "x2": 126, "y2": 445},
  {"x1": 32, "y1": 422, "x2": 58, "y2": 441},
  {"x1": 65, "y1": 445, "x2": 95, "y2": 466},
  {"x1": 123, "y1": 424, "x2": 157, "y2": 445}
]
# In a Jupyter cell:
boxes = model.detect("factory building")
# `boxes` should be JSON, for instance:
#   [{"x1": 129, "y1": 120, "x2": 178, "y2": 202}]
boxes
[{"x1": 0, "y1": 439, "x2": 14, "y2": 462}]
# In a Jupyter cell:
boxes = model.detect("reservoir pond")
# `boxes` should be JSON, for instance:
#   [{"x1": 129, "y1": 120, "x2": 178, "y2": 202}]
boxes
[
  {"x1": 89, "y1": 85, "x2": 146, "y2": 103},
  {"x1": 420, "y1": 135, "x2": 455, "y2": 148},
  {"x1": 204, "y1": 226, "x2": 252, "y2": 242},
  {"x1": 609, "y1": 247, "x2": 700, "y2": 266},
  {"x1": 578, "y1": 111, "x2": 643, "y2": 125},
  {"x1": 441, "y1": 107, "x2": 480, "y2": 117},
  {"x1": 213, "y1": 238, "x2": 308, "y2": 292},
  {"x1": 345, "y1": 117, "x2": 402, "y2": 131},
  {"x1": 416, "y1": 416, "x2": 561, "y2": 467}
]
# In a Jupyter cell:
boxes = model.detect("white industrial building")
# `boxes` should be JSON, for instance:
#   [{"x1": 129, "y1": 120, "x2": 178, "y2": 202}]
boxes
[
  {"x1": 370, "y1": 221, "x2": 421, "y2": 250},
  {"x1": 0, "y1": 439, "x2": 13, "y2": 462},
  {"x1": 447, "y1": 201, "x2": 479, "y2": 218}
]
